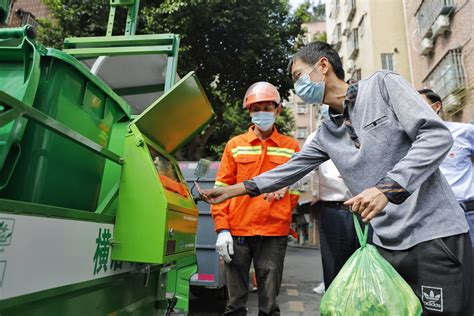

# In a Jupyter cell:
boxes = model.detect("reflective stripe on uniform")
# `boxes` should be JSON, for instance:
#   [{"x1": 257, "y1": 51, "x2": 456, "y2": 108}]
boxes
[
  {"x1": 267, "y1": 146, "x2": 295, "y2": 158},
  {"x1": 231, "y1": 146, "x2": 262, "y2": 157},
  {"x1": 289, "y1": 189, "x2": 300, "y2": 195},
  {"x1": 214, "y1": 181, "x2": 230, "y2": 188}
]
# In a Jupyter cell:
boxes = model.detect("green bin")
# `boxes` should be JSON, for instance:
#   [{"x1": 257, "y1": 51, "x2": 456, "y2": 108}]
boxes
[
  {"x1": 0, "y1": 0, "x2": 9, "y2": 24},
  {"x1": 0, "y1": 28, "x2": 131, "y2": 211}
]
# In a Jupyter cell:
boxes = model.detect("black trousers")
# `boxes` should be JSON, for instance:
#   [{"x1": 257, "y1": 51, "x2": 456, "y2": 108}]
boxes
[
  {"x1": 317, "y1": 202, "x2": 372, "y2": 288},
  {"x1": 378, "y1": 233, "x2": 473, "y2": 315},
  {"x1": 224, "y1": 236, "x2": 287, "y2": 316}
]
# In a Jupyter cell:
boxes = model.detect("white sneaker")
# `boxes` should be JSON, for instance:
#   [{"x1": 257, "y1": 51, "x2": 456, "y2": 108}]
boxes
[{"x1": 313, "y1": 282, "x2": 325, "y2": 294}]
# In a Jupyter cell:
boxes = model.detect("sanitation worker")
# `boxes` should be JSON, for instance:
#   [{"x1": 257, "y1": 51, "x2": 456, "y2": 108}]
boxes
[
  {"x1": 203, "y1": 42, "x2": 472, "y2": 315},
  {"x1": 210, "y1": 82, "x2": 300, "y2": 316}
]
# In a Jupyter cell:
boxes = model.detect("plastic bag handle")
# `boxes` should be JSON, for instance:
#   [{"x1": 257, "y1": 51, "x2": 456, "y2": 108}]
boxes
[{"x1": 353, "y1": 213, "x2": 369, "y2": 247}]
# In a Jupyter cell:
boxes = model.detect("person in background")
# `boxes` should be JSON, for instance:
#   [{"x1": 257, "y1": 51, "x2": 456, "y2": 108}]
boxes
[
  {"x1": 418, "y1": 88, "x2": 474, "y2": 240},
  {"x1": 210, "y1": 82, "x2": 300, "y2": 316}
]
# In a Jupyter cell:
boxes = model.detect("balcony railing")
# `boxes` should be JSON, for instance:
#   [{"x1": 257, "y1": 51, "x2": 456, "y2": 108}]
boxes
[
  {"x1": 415, "y1": 0, "x2": 454, "y2": 38},
  {"x1": 347, "y1": 28, "x2": 359, "y2": 59},
  {"x1": 423, "y1": 49, "x2": 466, "y2": 100},
  {"x1": 345, "y1": 0, "x2": 356, "y2": 22}
]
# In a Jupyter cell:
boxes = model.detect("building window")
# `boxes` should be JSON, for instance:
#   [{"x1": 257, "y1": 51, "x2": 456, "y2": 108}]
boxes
[
  {"x1": 345, "y1": 0, "x2": 356, "y2": 22},
  {"x1": 297, "y1": 103, "x2": 307, "y2": 114},
  {"x1": 17, "y1": 10, "x2": 38, "y2": 28},
  {"x1": 381, "y1": 53, "x2": 394, "y2": 71},
  {"x1": 358, "y1": 14, "x2": 365, "y2": 38},
  {"x1": 296, "y1": 127, "x2": 308, "y2": 139},
  {"x1": 330, "y1": 0, "x2": 340, "y2": 18},
  {"x1": 347, "y1": 28, "x2": 359, "y2": 59},
  {"x1": 424, "y1": 49, "x2": 466, "y2": 100},
  {"x1": 351, "y1": 69, "x2": 362, "y2": 81},
  {"x1": 415, "y1": 0, "x2": 454, "y2": 38}
]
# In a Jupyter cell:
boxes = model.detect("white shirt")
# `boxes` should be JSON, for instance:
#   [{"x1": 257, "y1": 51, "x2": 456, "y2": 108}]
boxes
[
  {"x1": 295, "y1": 131, "x2": 352, "y2": 202},
  {"x1": 439, "y1": 122, "x2": 474, "y2": 202}
]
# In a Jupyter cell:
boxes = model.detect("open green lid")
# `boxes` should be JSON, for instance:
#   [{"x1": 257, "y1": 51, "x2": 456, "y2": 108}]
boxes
[{"x1": 131, "y1": 71, "x2": 214, "y2": 154}]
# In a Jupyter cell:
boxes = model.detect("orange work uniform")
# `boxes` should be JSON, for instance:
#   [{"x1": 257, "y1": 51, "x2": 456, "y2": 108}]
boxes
[{"x1": 211, "y1": 126, "x2": 300, "y2": 236}]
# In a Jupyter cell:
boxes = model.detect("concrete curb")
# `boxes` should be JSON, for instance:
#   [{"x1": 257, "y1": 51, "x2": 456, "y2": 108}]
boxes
[{"x1": 287, "y1": 243, "x2": 320, "y2": 249}]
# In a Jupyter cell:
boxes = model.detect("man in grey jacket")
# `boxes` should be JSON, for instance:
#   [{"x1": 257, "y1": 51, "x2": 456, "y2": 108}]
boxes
[{"x1": 202, "y1": 42, "x2": 472, "y2": 315}]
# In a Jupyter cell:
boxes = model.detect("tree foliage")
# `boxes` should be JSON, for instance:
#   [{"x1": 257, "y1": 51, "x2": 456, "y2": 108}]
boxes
[{"x1": 38, "y1": 0, "x2": 311, "y2": 160}]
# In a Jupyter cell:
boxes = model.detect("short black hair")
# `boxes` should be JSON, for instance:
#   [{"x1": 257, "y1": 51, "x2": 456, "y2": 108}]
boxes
[
  {"x1": 418, "y1": 88, "x2": 442, "y2": 104},
  {"x1": 288, "y1": 42, "x2": 345, "y2": 80}
]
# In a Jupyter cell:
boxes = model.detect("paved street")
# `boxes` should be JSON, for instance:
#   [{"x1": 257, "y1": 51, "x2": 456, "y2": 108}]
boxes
[{"x1": 190, "y1": 246, "x2": 324, "y2": 316}]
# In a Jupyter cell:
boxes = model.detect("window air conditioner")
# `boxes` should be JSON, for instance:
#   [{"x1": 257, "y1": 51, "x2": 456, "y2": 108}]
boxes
[
  {"x1": 432, "y1": 15, "x2": 450, "y2": 37},
  {"x1": 444, "y1": 93, "x2": 462, "y2": 107},
  {"x1": 421, "y1": 37, "x2": 433, "y2": 56}
]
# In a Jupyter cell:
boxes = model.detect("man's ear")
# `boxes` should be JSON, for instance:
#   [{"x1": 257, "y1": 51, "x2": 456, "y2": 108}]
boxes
[
  {"x1": 276, "y1": 104, "x2": 283, "y2": 116},
  {"x1": 432, "y1": 101, "x2": 442, "y2": 114},
  {"x1": 319, "y1": 57, "x2": 329, "y2": 74}
]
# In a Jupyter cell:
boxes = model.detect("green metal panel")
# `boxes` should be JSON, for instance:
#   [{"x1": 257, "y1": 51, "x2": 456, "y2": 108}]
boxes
[
  {"x1": 63, "y1": 45, "x2": 173, "y2": 59},
  {"x1": 96, "y1": 121, "x2": 128, "y2": 216},
  {"x1": 0, "y1": 272, "x2": 163, "y2": 315},
  {"x1": 132, "y1": 71, "x2": 215, "y2": 154},
  {"x1": 0, "y1": 0, "x2": 9, "y2": 24},
  {"x1": 0, "y1": 26, "x2": 41, "y2": 188},
  {"x1": 113, "y1": 71, "x2": 214, "y2": 264},
  {"x1": 166, "y1": 255, "x2": 198, "y2": 311},
  {"x1": 111, "y1": 132, "x2": 198, "y2": 264},
  {"x1": 64, "y1": 34, "x2": 176, "y2": 48},
  {"x1": 0, "y1": 198, "x2": 115, "y2": 223}
]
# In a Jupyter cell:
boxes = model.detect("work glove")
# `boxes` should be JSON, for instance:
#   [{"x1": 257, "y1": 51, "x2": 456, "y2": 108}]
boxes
[{"x1": 216, "y1": 230, "x2": 234, "y2": 263}]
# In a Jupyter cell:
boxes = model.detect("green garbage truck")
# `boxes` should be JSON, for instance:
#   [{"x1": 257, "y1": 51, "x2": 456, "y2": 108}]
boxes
[{"x1": 0, "y1": 1, "x2": 214, "y2": 314}]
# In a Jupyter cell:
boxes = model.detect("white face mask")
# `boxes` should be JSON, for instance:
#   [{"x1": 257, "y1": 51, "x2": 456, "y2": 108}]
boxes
[{"x1": 251, "y1": 111, "x2": 275, "y2": 131}]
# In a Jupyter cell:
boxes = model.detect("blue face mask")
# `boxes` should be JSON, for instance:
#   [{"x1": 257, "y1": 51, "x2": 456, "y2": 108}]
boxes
[
  {"x1": 251, "y1": 111, "x2": 275, "y2": 132},
  {"x1": 294, "y1": 64, "x2": 325, "y2": 105}
]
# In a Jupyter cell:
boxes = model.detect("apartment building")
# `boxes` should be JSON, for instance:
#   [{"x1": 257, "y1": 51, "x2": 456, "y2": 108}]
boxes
[
  {"x1": 326, "y1": 0, "x2": 411, "y2": 82},
  {"x1": 403, "y1": 0, "x2": 473, "y2": 123}
]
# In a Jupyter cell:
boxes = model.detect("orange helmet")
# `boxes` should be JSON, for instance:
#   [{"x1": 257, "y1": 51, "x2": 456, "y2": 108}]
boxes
[{"x1": 243, "y1": 82, "x2": 281, "y2": 109}]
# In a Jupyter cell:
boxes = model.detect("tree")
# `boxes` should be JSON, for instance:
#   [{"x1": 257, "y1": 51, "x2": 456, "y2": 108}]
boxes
[
  {"x1": 38, "y1": 0, "x2": 311, "y2": 160},
  {"x1": 310, "y1": 1, "x2": 326, "y2": 22}
]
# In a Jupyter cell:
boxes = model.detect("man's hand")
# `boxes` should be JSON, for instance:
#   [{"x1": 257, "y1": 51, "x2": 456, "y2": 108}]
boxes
[
  {"x1": 264, "y1": 187, "x2": 288, "y2": 202},
  {"x1": 216, "y1": 230, "x2": 233, "y2": 263},
  {"x1": 201, "y1": 183, "x2": 247, "y2": 204},
  {"x1": 344, "y1": 187, "x2": 388, "y2": 222}
]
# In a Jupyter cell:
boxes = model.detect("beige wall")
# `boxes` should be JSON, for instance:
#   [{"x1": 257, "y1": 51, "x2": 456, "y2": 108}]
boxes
[
  {"x1": 369, "y1": 0, "x2": 411, "y2": 81},
  {"x1": 403, "y1": 0, "x2": 473, "y2": 123}
]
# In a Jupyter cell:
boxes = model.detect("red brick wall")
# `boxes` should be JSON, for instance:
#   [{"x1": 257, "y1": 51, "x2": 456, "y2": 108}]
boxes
[{"x1": 6, "y1": 0, "x2": 49, "y2": 27}]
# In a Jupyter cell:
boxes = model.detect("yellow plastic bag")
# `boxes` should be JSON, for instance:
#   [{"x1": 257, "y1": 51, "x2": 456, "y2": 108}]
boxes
[{"x1": 320, "y1": 214, "x2": 422, "y2": 315}]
